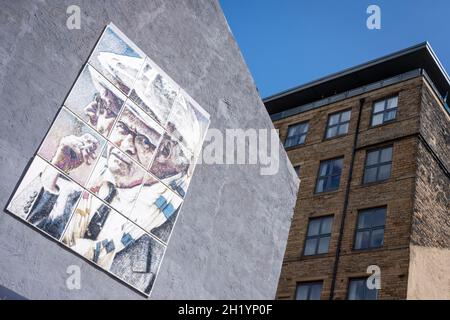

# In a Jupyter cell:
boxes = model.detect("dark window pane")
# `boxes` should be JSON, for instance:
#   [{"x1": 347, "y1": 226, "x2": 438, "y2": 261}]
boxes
[
  {"x1": 326, "y1": 126, "x2": 338, "y2": 138},
  {"x1": 364, "y1": 167, "x2": 378, "y2": 184},
  {"x1": 286, "y1": 136, "x2": 299, "y2": 148},
  {"x1": 294, "y1": 166, "x2": 301, "y2": 177},
  {"x1": 373, "y1": 101, "x2": 385, "y2": 113},
  {"x1": 355, "y1": 231, "x2": 370, "y2": 249},
  {"x1": 380, "y1": 147, "x2": 392, "y2": 163},
  {"x1": 357, "y1": 211, "x2": 370, "y2": 228},
  {"x1": 384, "y1": 109, "x2": 397, "y2": 121},
  {"x1": 297, "y1": 134, "x2": 306, "y2": 145},
  {"x1": 341, "y1": 110, "x2": 351, "y2": 122},
  {"x1": 321, "y1": 217, "x2": 333, "y2": 234},
  {"x1": 300, "y1": 123, "x2": 309, "y2": 133},
  {"x1": 387, "y1": 96, "x2": 398, "y2": 109},
  {"x1": 295, "y1": 285, "x2": 309, "y2": 300},
  {"x1": 349, "y1": 279, "x2": 378, "y2": 300},
  {"x1": 371, "y1": 209, "x2": 386, "y2": 227},
  {"x1": 304, "y1": 238, "x2": 318, "y2": 256},
  {"x1": 330, "y1": 175, "x2": 340, "y2": 190},
  {"x1": 307, "y1": 219, "x2": 321, "y2": 236},
  {"x1": 329, "y1": 114, "x2": 340, "y2": 125},
  {"x1": 378, "y1": 164, "x2": 391, "y2": 180},
  {"x1": 309, "y1": 283, "x2": 323, "y2": 300},
  {"x1": 332, "y1": 159, "x2": 343, "y2": 174},
  {"x1": 285, "y1": 139, "x2": 291, "y2": 147},
  {"x1": 348, "y1": 279, "x2": 365, "y2": 300},
  {"x1": 370, "y1": 229, "x2": 384, "y2": 248},
  {"x1": 288, "y1": 124, "x2": 303, "y2": 136},
  {"x1": 285, "y1": 137, "x2": 295, "y2": 148},
  {"x1": 320, "y1": 163, "x2": 329, "y2": 176},
  {"x1": 338, "y1": 123, "x2": 349, "y2": 135},
  {"x1": 296, "y1": 282, "x2": 323, "y2": 300},
  {"x1": 288, "y1": 126, "x2": 300, "y2": 136},
  {"x1": 372, "y1": 113, "x2": 383, "y2": 126},
  {"x1": 365, "y1": 287, "x2": 379, "y2": 300},
  {"x1": 366, "y1": 150, "x2": 379, "y2": 166},
  {"x1": 286, "y1": 139, "x2": 294, "y2": 148},
  {"x1": 316, "y1": 178, "x2": 325, "y2": 193},
  {"x1": 317, "y1": 236, "x2": 330, "y2": 254},
  {"x1": 359, "y1": 208, "x2": 385, "y2": 228}
]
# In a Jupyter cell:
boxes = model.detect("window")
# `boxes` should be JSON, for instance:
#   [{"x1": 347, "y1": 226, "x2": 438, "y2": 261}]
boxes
[
  {"x1": 348, "y1": 278, "x2": 378, "y2": 300},
  {"x1": 285, "y1": 122, "x2": 309, "y2": 148},
  {"x1": 304, "y1": 216, "x2": 333, "y2": 256},
  {"x1": 315, "y1": 157, "x2": 343, "y2": 193},
  {"x1": 295, "y1": 281, "x2": 323, "y2": 300},
  {"x1": 325, "y1": 109, "x2": 351, "y2": 139},
  {"x1": 354, "y1": 207, "x2": 386, "y2": 250},
  {"x1": 294, "y1": 165, "x2": 301, "y2": 177},
  {"x1": 363, "y1": 146, "x2": 393, "y2": 184},
  {"x1": 371, "y1": 96, "x2": 398, "y2": 126}
]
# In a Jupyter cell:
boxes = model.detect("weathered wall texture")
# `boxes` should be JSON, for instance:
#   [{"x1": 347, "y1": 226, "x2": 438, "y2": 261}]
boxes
[
  {"x1": 0, "y1": 0, "x2": 298, "y2": 299},
  {"x1": 407, "y1": 82, "x2": 450, "y2": 299},
  {"x1": 419, "y1": 81, "x2": 450, "y2": 170}
]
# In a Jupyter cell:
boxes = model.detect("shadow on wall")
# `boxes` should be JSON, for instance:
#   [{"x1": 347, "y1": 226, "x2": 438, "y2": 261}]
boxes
[{"x1": 0, "y1": 285, "x2": 27, "y2": 300}]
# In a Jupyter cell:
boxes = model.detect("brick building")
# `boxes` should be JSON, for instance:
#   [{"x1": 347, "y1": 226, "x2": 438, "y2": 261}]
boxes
[{"x1": 264, "y1": 43, "x2": 450, "y2": 300}]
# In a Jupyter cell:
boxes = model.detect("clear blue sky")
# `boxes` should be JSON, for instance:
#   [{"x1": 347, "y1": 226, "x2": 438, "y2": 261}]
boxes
[{"x1": 220, "y1": 0, "x2": 450, "y2": 99}]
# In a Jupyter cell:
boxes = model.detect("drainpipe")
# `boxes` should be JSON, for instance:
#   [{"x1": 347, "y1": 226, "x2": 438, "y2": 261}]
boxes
[{"x1": 329, "y1": 97, "x2": 365, "y2": 300}]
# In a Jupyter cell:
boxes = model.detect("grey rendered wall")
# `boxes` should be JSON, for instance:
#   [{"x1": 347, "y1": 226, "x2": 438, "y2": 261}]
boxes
[{"x1": 0, "y1": 0, "x2": 298, "y2": 299}]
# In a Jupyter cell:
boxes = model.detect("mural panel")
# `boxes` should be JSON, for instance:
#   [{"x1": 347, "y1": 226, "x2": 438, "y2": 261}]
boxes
[{"x1": 7, "y1": 23, "x2": 210, "y2": 296}]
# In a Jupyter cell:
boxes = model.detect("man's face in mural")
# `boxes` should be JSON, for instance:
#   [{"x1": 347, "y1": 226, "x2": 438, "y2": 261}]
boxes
[
  {"x1": 109, "y1": 105, "x2": 162, "y2": 169},
  {"x1": 151, "y1": 135, "x2": 191, "y2": 180},
  {"x1": 105, "y1": 144, "x2": 143, "y2": 188},
  {"x1": 84, "y1": 87, "x2": 122, "y2": 135}
]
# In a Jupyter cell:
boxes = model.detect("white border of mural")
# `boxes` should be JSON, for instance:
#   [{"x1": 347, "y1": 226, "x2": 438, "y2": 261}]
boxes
[{"x1": 6, "y1": 23, "x2": 210, "y2": 297}]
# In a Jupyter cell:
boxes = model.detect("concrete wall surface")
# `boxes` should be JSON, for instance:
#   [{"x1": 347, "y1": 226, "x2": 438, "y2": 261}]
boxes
[{"x1": 0, "y1": 0, "x2": 298, "y2": 299}]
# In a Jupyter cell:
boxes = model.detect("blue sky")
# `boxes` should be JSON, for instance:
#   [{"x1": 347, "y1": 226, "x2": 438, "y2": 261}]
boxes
[{"x1": 220, "y1": 0, "x2": 450, "y2": 99}]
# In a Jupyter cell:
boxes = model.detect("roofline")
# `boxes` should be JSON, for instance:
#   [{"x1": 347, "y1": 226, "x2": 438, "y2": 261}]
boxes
[
  {"x1": 424, "y1": 42, "x2": 450, "y2": 88},
  {"x1": 269, "y1": 68, "x2": 423, "y2": 121},
  {"x1": 263, "y1": 42, "x2": 450, "y2": 103}
]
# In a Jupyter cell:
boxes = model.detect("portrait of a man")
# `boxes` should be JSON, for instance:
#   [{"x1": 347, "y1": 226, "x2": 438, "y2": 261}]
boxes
[
  {"x1": 109, "y1": 101, "x2": 163, "y2": 169},
  {"x1": 150, "y1": 133, "x2": 194, "y2": 198},
  {"x1": 62, "y1": 191, "x2": 165, "y2": 294},
  {"x1": 7, "y1": 156, "x2": 82, "y2": 240},
  {"x1": 38, "y1": 107, "x2": 106, "y2": 186},
  {"x1": 86, "y1": 143, "x2": 145, "y2": 217},
  {"x1": 65, "y1": 64, "x2": 126, "y2": 137}
]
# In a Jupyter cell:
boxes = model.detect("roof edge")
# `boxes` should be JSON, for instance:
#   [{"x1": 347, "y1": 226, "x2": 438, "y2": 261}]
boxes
[{"x1": 262, "y1": 42, "x2": 439, "y2": 103}]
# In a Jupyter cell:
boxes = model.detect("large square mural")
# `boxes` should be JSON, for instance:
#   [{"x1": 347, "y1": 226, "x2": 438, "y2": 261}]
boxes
[{"x1": 6, "y1": 23, "x2": 210, "y2": 296}]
